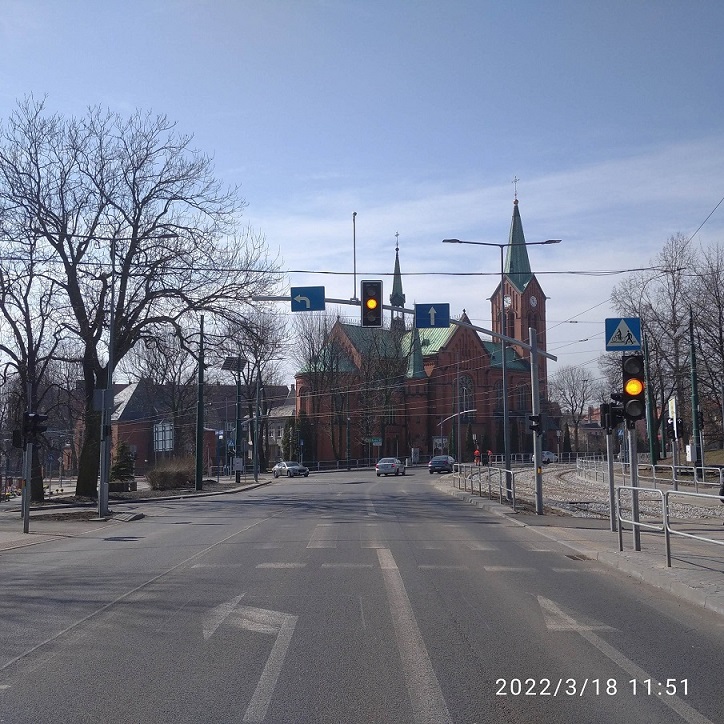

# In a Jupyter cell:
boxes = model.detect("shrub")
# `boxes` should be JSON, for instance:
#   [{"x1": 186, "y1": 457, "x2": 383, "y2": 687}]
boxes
[{"x1": 147, "y1": 458, "x2": 195, "y2": 490}]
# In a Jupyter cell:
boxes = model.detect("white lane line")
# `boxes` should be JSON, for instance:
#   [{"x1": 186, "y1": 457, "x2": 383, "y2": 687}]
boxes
[
  {"x1": 255, "y1": 542, "x2": 284, "y2": 549},
  {"x1": 306, "y1": 524, "x2": 337, "y2": 549},
  {"x1": 419, "y1": 542, "x2": 445, "y2": 550},
  {"x1": 483, "y1": 566, "x2": 535, "y2": 573},
  {"x1": 418, "y1": 565, "x2": 467, "y2": 570},
  {"x1": 255, "y1": 562, "x2": 306, "y2": 569},
  {"x1": 321, "y1": 563, "x2": 374, "y2": 569},
  {"x1": 377, "y1": 549, "x2": 452, "y2": 724},
  {"x1": 464, "y1": 541, "x2": 497, "y2": 551},
  {"x1": 537, "y1": 597, "x2": 715, "y2": 724},
  {"x1": 203, "y1": 594, "x2": 246, "y2": 640}
]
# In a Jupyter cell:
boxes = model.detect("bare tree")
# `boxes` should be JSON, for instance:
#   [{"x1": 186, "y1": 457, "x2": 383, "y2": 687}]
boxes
[
  {"x1": 0, "y1": 98, "x2": 281, "y2": 496},
  {"x1": 610, "y1": 233, "x2": 695, "y2": 457},
  {"x1": 548, "y1": 366, "x2": 595, "y2": 452}
]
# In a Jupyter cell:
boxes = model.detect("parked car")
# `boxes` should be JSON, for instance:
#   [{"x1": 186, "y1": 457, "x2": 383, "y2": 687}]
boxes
[
  {"x1": 375, "y1": 458, "x2": 406, "y2": 476},
  {"x1": 272, "y1": 461, "x2": 310, "y2": 478},
  {"x1": 428, "y1": 455, "x2": 455, "y2": 474},
  {"x1": 534, "y1": 450, "x2": 558, "y2": 464}
]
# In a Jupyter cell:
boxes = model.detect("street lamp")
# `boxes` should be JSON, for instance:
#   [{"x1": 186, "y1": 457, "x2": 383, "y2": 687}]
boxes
[
  {"x1": 442, "y1": 236, "x2": 560, "y2": 495},
  {"x1": 222, "y1": 354, "x2": 247, "y2": 485}
]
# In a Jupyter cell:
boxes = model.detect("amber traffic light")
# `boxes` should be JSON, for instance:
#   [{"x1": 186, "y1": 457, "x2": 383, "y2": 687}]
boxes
[
  {"x1": 622, "y1": 354, "x2": 645, "y2": 422},
  {"x1": 361, "y1": 280, "x2": 383, "y2": 327}
]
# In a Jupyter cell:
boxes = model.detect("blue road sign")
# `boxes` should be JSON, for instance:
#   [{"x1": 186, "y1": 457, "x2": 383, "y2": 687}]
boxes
[
  {"x1": 290, "y1": 286, "x2": 325, "y2": 312},
  {"x1": 605, "y1": 317, "x2": 642, "y2": 351},
  {"x1": 415, "y1": 303, "x2": 450, "y2": 329}
]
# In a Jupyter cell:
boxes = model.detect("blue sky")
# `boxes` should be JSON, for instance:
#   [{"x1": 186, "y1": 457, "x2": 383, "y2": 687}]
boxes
[{"x1": 2, "y1": 0, "x2": 724, "y2": 384}]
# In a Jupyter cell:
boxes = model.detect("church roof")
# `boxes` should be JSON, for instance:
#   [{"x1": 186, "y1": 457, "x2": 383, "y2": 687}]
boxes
[
  {"x1": 504, "y1": 199, "x2": 533, "y2": 293},
  {"x1": 390, "y1": 244, "x2": 406, "y2": 308}
]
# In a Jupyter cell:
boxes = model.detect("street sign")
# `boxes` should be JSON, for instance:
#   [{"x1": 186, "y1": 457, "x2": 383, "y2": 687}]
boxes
[
  {"x1": 415, "y1": 303, "x2": 450, "y2": 329},
  {"x1": 605, "y1": 317, "x2": 642, "y2": 351},
  {"x1": 290, "y1": 286, "x2": 325, "y2": 312}
]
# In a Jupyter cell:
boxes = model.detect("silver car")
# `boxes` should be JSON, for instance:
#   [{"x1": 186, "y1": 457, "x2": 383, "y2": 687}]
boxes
[
  {"x1": 375, "y1": 457, "x2": 406, "y2": 476},
  {"x1": 272, "y1": 461, "x2": 310, "y2": 478}
]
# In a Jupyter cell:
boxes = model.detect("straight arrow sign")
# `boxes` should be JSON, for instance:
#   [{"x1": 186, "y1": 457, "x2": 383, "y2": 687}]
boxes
[{"x1": 415, "y1": 303, "x2": 450, "y2": 329}]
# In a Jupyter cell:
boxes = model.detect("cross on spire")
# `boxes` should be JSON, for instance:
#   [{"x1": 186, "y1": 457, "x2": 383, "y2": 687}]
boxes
[{"x1": 512, "y1": 175, "x2": 520, "y2": 200}]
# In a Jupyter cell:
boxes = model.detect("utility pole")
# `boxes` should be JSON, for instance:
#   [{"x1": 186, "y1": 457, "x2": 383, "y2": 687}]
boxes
[{"x1": 195, "y1": 315, "x2": 205, "y2": 491}]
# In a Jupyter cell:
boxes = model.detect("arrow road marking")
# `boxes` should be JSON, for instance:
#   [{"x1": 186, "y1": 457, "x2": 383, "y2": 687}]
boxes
[
  {"x1": 293, "y1": 294, "x2": 311, "y2": 309},
  {"x1": 537, "y1": 596, "x2": 715, "y2": 724}
]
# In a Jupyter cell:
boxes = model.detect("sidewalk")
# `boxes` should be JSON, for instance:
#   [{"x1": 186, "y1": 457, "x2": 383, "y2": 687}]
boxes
[
  {"x1": 435, "y1": 480, "x2": 724, "y2": 619},
  {"x1": 0, "y1": 477, "x2": 274, "y2": 552}
]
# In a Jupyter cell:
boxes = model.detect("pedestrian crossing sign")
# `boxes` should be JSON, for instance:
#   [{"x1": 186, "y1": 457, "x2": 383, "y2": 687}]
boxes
[{"x1": 605, "y1": 318, "x2": 642, "y2": 351}]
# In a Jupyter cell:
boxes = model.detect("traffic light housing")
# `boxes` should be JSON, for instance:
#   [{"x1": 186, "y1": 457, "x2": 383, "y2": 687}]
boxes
[
  {"x1": 361, "y1": 280, "x2": 383, "y2": 327},
  {"x1": 601, "y1": 399, "x2": 624, "y2": 433},
  {"x1": 528, "y1": 414, "x2": 542, "y2": 436},
  {"x1": 621, "y1": 354, "x2": 645, "y2": 422},
  {"x1": 666, "y1": 418, "x2": 676, "y2": 440},
  {"x1": 23, "y1": 412, "x2": 48, "y2": 438}
]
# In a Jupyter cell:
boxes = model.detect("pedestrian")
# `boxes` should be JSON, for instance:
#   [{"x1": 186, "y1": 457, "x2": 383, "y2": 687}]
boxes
[{"x1": 474, "y1": 448, "x2": 481, "y2": 466}]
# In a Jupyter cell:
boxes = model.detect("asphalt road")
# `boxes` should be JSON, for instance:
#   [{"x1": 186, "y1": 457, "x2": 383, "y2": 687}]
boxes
[{"x1": 1, "y1": 470, "x2": 722, "y2": 723}]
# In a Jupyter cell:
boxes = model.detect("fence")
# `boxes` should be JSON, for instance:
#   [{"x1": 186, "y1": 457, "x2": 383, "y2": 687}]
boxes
[{"x1": 616, "y1": 486, "x2": 724, "y2": 567}]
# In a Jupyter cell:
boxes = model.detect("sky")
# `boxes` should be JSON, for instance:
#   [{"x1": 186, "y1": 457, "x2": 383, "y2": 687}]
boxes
[{"x1": 2, "y1": 0, "x2": 724, "y2": 387}]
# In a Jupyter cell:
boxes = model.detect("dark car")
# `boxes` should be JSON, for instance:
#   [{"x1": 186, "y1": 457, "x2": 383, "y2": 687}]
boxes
[{"x1": 428, "y1": 455, "x2": 455, "y2": 474}]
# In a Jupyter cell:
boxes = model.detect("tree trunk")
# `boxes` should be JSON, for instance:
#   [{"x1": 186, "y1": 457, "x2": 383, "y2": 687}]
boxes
[{"x1": 76, "y1": 404, "x2": 101, "y2": 498}]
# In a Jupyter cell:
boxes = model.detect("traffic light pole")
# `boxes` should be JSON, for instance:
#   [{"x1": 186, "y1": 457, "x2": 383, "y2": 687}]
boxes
[
  {"x1": 628, "y1": 424, "x2": 641, "y2": 551},
  {"x1": 529, "y1": 328, "x2": 543, "y2": 515},
  {"x1": 22, "y1": 439, "x2": 32, "y2": 533}
]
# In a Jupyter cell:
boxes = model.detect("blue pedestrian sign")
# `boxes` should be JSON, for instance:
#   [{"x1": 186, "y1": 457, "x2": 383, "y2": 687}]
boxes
[
  {"x1": 605, "y1": 317, "x2": 642, "y2": 351},
  {"x1": 291, "y1": 286, "x2": 325, "y2": 312},
  {"x1": 415, "y1": 303, "x2": 450, "y2": 329}
]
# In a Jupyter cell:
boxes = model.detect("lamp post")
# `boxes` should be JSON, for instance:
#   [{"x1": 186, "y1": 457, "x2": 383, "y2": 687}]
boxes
[
  {"x1": 442, "y1": 237, "x2": 560, "y2": 496},
  {"x1": 222, "y1": 354, "x2": 247, "y2": 485}
]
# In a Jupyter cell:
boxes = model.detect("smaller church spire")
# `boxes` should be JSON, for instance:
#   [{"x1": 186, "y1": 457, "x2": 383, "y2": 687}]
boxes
[{"x1": 389, "y1": 232, "x2": 406, "y2": 310}]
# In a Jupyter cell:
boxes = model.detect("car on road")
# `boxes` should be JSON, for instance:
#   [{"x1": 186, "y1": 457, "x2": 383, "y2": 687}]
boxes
[
  {"x1": 428, "y1": 455, "x2": 455, "y2": 474},
  {"x1": 375, "y1": 457, "x2": 406, "y2": 476},
  {"x1": 534, "y1": 450, "x2": 558, "y2": 464},
  {"x1": 272, "y1": 461, "x2": 310, "y2": 478}
]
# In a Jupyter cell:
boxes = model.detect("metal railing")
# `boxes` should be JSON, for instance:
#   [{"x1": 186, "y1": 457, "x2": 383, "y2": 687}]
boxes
[
  {"x1": 616, "y1": 485, "x2": 724, "y2": 567},
  {"x1": 452, "y1": 463, "x2": 518, "y2": 511}
]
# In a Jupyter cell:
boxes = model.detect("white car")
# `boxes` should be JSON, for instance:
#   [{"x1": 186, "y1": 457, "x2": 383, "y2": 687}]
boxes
[
  {"x1": 534, "y1": 450, "x2": 558, "y2": 464},
  {"x1": 375, "y1": 458, "x2": 406, "y2": 476}
]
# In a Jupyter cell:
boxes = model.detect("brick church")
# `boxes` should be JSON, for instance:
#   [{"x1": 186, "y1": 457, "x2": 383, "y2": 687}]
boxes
[{"x1": 294, "y1": 199, "x2": 557, "y2": 464}]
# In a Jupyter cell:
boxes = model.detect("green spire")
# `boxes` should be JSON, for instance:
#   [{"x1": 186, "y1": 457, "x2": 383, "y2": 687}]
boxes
[
  {"x1": 504, "y1": 199, "x2": 533, "y2": 292},
  {"x1": 406, "y1": 327, "x2": 426, "y2": 379},
  {"x1": 390, "y1": 234, "x2": 406, "y2": 309}
]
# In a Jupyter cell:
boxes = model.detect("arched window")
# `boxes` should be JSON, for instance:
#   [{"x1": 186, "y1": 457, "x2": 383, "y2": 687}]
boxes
[{"x1": 458, "y1": 374, "x2": 474, "y2": 422}]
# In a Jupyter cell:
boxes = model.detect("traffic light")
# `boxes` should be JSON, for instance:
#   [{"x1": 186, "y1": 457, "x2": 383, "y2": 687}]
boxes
[
  {"x1": 23, "y1": 412, "x2": 48, "y2": 439},
  {"x1": 609, "y1": 393, "x2": 625, "y2": 429},
  {"x1": 621, "y1": 354, "x2": 645, "y2": 422},
  {"x1": 528, "y1": 414, "x2": 542, "y2": 435},
  {"x1": 361, "y1": 280, "x2": 383, "y2": 327},
  {"x1": 666, "y1": 418, "x2": 676, "y2": 440},
  {"x1": 601, "y1": 400, "x2": 624, "y2": 433}
]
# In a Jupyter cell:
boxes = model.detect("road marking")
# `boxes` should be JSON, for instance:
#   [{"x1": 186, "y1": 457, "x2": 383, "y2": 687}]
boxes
[
  {"x1": 419, "y1": 542, "x2": 445, "y2": 549},
  {"x1": 377, "y1": 549, "x2": 452, "y2": 724},
  {"x1": 256, "y1": 562, "x2": 306, "y2": 569},
  {"x1": 203, "y1": 594, "x2": 246, "y2": 640},
  {"x1": 306, "y1": 524, "x2": 337, "y2": 548},
  {"x1": 464, "y1": 541, "x2": 497, "y2": 551},
  {"x1": 255, "y1": 542, "x2": 284, "y2": 549},
  {"x1": 483, "y1": 566, "x2": 534, "y2": 572},
  {"x1": 418, "y1": 564, "x2": 467, "y2": 570},
  {"x1": 321, "y1": 563, "x2": 374, "y2": 569},
  {"x1": 240, "y1": 607, "x2": 299, "y2": 723},
  {"x1": 537, "y1": 597, "x2": 615, "y2": 632},
  {"x1": 537, "y1": 597, "x2": 715, "y2": 724}
]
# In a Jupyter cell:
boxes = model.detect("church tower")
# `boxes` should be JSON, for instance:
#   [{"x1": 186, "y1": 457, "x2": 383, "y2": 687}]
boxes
[
  {"x1": 389, "y1": 232, "x2": 406, "y2": 332},
  {"x1": 491, "y1": 198, "x2": 549, "y2": 393}
]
